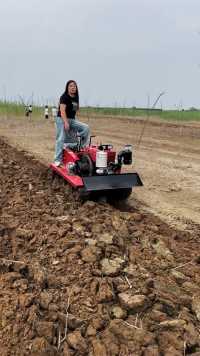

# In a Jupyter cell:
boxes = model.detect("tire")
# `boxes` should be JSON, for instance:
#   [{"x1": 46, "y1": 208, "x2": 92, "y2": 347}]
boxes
[
  {"x1": 107, "y1": 188, "x2": 132, "y2": 203},
  {"x1": 77, "y1": 154, "x2": 94, "y2": 177},
  {"x1": 78, "y1": 187, "x2": 91, "y2": 201}
]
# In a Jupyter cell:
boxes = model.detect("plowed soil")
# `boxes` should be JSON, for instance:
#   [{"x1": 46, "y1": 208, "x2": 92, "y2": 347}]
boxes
[
  {"x1": 0, "y1": 115, "x2": 199, "y2": 230},
  {"x1": 0, "y1": 115, "x2": 200, "y2": 355}
]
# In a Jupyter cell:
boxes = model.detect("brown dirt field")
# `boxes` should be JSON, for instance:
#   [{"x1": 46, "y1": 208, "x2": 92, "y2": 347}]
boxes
[
  {"x1": 1, "y1": 137, "x2": 200, "y2": 355},
  {"x1": 0, "y1": 114, "x2": 199, "y2": 231}
]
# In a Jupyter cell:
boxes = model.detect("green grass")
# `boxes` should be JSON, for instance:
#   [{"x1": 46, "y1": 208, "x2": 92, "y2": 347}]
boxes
[
  {"x1": 0, "y1": 101, "x2": 42, "y2": 117},
  {"x1": 159, "y1": 110, "x2": 200, "y2": 121},
  {"x1": 80, "y1": 107, "x2": 200, "y2": 121},
  {"x1": 1, "y1": 101, "x2": 200, "y2": 122},
  {"x1": 80, "y1": 106, "x2": 162, "y2": 117}
]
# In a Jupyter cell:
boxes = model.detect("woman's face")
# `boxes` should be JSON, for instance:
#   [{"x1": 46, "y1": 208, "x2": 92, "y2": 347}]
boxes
[{"x1": 68, "y1": 82, "x2": 77, "y2": 96}]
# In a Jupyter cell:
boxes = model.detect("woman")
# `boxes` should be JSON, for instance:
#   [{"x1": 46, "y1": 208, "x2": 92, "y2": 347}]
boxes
[{"x1": 54, "y1": 80, "x2": 90, "y2": 166}]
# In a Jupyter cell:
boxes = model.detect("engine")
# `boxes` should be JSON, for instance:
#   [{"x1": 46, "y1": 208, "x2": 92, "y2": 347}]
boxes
[
  {"x1": 64, "y1": 143, "x2": 133, "y2": 177},
  {"x1": 95, "y1": 144, "x2": 133, "y2": 175}
]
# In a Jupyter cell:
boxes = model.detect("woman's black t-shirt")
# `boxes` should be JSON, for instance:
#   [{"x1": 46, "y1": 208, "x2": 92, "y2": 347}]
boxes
[{"x1": 57, "y1": 93, "x2": 79, "y2": 119}]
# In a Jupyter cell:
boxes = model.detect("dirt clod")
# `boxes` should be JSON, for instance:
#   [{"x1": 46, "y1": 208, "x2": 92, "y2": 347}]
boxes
[
  {"x1": 100, "y1": 257, "x2": 125, "y2": 276},
  {"x1": 67, "y1": 330, "x2": 88, "y2": 353},
  {"x1": 0, "y1": 138, "x2": 200, "y2": 355},
  {"x1": 118, "y1": 293, "x2": 149, "y2": 312}
]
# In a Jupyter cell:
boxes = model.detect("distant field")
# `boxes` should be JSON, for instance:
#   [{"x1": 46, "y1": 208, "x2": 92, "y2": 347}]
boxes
[
  {"x1": 81, "y1": 107, "x2": 200, "y2": 121},
  {"x1": 0, "y1": 101, "x2": 42, "y2": 117},
  {"x1": 1, "y1": 101, "x2": 200, "y2": 121}
]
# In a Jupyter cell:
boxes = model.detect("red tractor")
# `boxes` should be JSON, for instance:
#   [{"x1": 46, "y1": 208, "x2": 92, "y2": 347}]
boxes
[{"x1": 50, "y1": 137, "x2": 143, "y2": 201}]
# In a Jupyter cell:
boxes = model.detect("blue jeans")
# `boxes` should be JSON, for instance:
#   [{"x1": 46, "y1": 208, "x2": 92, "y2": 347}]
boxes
[{"x1": 54, "y1": 117, "x2": 90, "y2": 163}]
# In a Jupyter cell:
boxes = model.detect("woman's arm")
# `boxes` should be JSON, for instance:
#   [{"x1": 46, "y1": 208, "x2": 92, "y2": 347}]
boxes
[{"x1": 60, "y1": 104, "x2": 69, "y2": 131}]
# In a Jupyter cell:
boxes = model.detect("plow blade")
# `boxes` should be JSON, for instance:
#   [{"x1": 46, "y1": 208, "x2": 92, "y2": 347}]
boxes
[{"x1": 82, "y1": 173, "x2": 143, "y2": 192}]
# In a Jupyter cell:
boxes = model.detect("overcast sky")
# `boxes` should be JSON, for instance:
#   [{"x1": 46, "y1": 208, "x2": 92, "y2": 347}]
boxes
[{"x1": 0, "y1": 0, "x2": 199, "y2": 108}]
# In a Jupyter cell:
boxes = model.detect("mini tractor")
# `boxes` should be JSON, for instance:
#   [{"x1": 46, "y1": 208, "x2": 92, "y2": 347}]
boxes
[{"x1": 50, "y1": 136, "x2": 143, "y2": 202}]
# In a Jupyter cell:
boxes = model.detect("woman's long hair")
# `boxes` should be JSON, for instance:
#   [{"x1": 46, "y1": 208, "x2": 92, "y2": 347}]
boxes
[{"x1": 64, "y1": 80, "x2": 79, "y2": 108}]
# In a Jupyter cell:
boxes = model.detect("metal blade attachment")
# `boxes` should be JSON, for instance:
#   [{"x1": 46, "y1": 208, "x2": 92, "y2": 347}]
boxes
[{"x1": 82, "y1": 173, "x2": 143, "y2": 192}]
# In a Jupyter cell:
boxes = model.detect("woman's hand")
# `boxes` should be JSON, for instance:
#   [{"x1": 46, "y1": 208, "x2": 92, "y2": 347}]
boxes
[
  {"x1": 64, "y1": 119, "x2": 69, "y2": 131},
  {"x1": 60, "y1": 104, "x2": 69, "y2": 131}
]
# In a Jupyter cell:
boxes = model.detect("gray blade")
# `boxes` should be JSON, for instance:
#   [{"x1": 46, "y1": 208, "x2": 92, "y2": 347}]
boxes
[{"x1": 82, "y1": 173, "x2": 143, "y2": 192}]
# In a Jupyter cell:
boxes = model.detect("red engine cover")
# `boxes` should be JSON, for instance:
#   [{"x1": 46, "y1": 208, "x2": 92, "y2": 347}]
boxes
[
  {"x1": 50, "y1": 145, "x2": 117, "y2": 189},
  {"x1": 63, "y1": 149, "x2": 79, "y2": 165}
]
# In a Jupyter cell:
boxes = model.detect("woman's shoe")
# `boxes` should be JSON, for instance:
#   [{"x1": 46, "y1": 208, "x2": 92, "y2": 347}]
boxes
[
  {"x1": 54, "y1": 161, "x2": 64, "y2": 168},
  {"x1": 54, "y1": 161, "x2": 61, "y2": 166}
]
